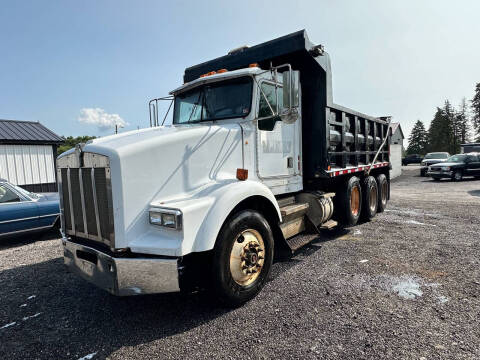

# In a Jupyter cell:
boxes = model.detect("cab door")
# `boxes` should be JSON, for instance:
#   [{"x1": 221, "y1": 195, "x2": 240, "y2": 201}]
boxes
[{"x1": 256, "y1": 81, "x2": 300, "y2": 179}]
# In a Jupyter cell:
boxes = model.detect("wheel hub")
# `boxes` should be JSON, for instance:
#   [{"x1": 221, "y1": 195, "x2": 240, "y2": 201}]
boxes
[
  {"x1": 230, "y1": 230, "x2": 265, "y2": 286},
  {"x1": 350, "y1": 186, "x2": 360, "y2": 216}
]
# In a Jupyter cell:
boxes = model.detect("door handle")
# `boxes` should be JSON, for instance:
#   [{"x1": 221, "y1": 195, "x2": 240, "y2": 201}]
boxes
[{"x1": 287, "y1": 157, "x2": 293, "y2": 168}]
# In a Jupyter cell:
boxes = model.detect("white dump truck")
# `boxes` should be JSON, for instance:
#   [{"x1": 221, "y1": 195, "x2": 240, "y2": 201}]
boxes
[{"x1": 59, "y1": 30, "x2": 391, "y2": 305}]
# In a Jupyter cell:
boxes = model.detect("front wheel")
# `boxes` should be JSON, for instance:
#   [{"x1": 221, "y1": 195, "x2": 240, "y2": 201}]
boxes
[
  {"x1": 452, "y1": 170, "x2": 463, "y2": 182},
  {"x1": 212, "y1": 210, "x2": 274, "y2": 307}
]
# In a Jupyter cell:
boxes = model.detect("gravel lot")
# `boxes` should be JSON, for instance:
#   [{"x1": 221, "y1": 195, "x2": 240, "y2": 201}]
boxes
[{"x1": 1, "y1": 168, "x2": 479, "y2": 360}]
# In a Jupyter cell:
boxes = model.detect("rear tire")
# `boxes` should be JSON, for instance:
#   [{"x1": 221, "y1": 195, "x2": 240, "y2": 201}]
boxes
[
  {"x1": 212, "y1": 210, "x2": 274, "y2": 307},
  {"x1": 336, "y1": 176, "x2": 362, "y2": 226},
  {"x1": 376, "y1": 174, "x2": 388, "y2": 213},
  {"x1": 361, "y1": 176, "x2": 378, "y2": 221}
]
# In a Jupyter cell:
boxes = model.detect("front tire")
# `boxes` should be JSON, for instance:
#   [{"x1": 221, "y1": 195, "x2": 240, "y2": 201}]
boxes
[
  {"x1": 212, "y1": 210, "x2": 274, "y2": 307},
  {"x1": 452, "y1": 170, "x2": 463, "y2": 182}
]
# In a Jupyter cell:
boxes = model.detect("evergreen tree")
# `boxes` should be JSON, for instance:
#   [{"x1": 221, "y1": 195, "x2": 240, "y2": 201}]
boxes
[
  {"x1": 471, "y1": 83, "x2": 480, "y2": 142},
  {"x1": 444, "y1": 100, "x2": 461, "y2": 154},
  {"x1": 428, "y1": 107, "x2": 451, "y2": 152},
  {"x1": 456, "y1": 98, "x2": 471, "y2": 144},
  {"x1": 407, "y1": 120, "x2": 428, "y2": 155}
]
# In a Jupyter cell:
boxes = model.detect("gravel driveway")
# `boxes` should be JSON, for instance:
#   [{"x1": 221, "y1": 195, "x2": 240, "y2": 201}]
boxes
[{"x1": 1, "y1": 168, "x2": 479, "y2": 359}]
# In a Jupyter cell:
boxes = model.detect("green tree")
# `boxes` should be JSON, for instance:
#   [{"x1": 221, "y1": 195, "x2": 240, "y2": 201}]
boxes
[
  {"x1": 471, "y1": 83, "x2": 480, "y2": 142},
  {"x1": 57, "y1": 136, "x2": 97, "y2": 155},
  {"x1": 456, "y1": 97, "x2": 471, "y2": 144},
  {"x1": 428, "y1": 106, "x2": 451, "y2": 153},
  {"x1": 444, "y1": 100, "x2": 461, "y2": 154},
  {"x1": 407, "y1": 120, "x2": 428, "y2": 155}
]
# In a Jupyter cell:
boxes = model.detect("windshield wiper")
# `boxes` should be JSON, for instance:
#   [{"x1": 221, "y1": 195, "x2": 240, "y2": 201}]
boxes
[{"x1": 187, "y1": 92, "x2": 203, "y2": 123}]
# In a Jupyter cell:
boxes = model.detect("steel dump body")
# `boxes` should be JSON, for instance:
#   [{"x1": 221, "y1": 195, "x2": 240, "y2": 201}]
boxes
[{"x1": 184, "y1": 30, "x2": 390, "y2": 186}]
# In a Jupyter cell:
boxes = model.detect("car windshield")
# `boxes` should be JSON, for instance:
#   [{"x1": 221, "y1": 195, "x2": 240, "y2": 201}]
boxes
[
  {"x1": 10, "y1": 183, "x2": 39, "y2": 200},
  {"x1": 446, "y1": 155, "x2": 467, "y2": 163},
  {"x1": 425, "y1": 153, "x2": 448, "y2": 159},
  {"x1": 173, "y1": 77, "x2": 252, "y2": 124}
]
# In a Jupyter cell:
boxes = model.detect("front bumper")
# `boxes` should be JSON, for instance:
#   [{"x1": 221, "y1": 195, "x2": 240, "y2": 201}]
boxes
[
  {"x1": 427, "y1": 170, "x2": 453, "y2": 178},
  {"x1": 63, "y1": 238, "x2": 180, "y2": 296}
]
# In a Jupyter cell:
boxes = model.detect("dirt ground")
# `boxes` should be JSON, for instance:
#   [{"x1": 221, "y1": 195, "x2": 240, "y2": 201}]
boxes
[{"x1": 1, "y1": 168, "x2": 479, "y2": 359}]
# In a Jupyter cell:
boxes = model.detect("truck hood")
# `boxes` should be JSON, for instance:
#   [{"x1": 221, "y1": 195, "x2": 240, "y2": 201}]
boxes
[
  {"x1": 84, "y1": 125, "x2": 206, "y2": 153},
  {"x1": 81, "y1": 123, "x2": 244, "y2": 247}
]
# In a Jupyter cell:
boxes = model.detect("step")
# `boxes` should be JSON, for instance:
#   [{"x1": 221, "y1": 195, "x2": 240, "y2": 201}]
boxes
[
  {"x1": 280, "y1": 217, "x2": 306, "y2": 239},
  {"x1": 285, "y1": 233, "x2": 321, "y2": 252},
  {"x1": 319, "y1": 219, "x2": 338, "y2": 230},
  {"x1": 277, "y1": 196, "x2": 296, "y2": 208},
  {"x1": 280, "y1": 203, "x2": 309, "y2": 217}
]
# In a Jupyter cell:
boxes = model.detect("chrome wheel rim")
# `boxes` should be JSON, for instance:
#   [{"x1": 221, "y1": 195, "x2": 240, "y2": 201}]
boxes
[{"x1": 229, "y1": 229, "x2": 265, "y2": 286}]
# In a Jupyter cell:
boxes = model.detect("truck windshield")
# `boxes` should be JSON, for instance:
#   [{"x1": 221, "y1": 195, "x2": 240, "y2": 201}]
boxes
[{"x1": 173, "y1": 77, "x2": 252, "y2": 124}]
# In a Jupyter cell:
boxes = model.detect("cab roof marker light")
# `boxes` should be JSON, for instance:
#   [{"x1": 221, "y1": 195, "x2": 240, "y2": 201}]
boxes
[
  {"x1": 249, "y1": 63, "x2": 259, "y2": 68},
  {"x1": 217, "y1": 69, "x2": 228, "y2": 73}
]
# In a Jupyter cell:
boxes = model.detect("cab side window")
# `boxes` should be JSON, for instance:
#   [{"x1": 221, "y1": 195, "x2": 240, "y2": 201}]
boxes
[
  {"x1": 258, "y1": 83, "x2": 283, "y2": 131},
  {"x1": 0, "y1": 185, "x2": 21, "y2": 204},
  {"x1": 258, "y1": 83, "x2": 276, "y2": 118}
]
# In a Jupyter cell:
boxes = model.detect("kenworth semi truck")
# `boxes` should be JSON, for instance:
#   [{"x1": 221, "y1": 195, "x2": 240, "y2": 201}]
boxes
[{"x1": 59, "y1": 30, "x2": 391, "y2": 306}]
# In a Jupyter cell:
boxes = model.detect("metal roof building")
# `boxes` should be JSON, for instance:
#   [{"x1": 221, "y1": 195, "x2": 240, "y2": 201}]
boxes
[{"x1": 0, "y1": 119, "x2": 63, "y2": 192}]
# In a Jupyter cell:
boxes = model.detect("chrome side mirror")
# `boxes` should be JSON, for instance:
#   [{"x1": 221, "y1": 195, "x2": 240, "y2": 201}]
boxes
[{"x1": 281, "y1": 69, "x2": 300, "y2": 124}]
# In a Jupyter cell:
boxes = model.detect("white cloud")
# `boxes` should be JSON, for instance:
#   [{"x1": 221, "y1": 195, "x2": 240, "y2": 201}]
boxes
[{"x1": 78, "y1": 108, "x2": 127, "y2": 131}]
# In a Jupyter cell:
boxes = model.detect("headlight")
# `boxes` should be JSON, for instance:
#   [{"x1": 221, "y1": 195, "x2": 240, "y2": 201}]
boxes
[
  {"x1": 421, "y1": 161, "x2": 426, "y2": 166},
  {"x1": 444, "y1": 166, "x2": 450, "y2": 171},
  {"x1": 149, "y1": 208, "x2": 182, "y2": 230}
]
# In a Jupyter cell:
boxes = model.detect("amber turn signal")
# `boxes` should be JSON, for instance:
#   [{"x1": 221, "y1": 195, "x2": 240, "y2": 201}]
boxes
[{"x1": 236, "y1": 168, "x2": 248, "y2": 181}]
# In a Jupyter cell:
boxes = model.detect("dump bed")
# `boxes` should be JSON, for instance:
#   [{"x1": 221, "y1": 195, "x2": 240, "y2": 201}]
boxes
[{"x1": 184, "y1": 30, "x2": 390, "y2": 185}]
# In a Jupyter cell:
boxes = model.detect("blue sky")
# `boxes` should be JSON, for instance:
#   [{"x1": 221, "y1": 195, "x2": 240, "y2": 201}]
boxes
[{"x1": 1, "y1": 0, "x2": 479, "y2": 141}]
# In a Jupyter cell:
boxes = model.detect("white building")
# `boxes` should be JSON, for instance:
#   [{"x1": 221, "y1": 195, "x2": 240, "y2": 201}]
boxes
[
  {"x1": 389, "y1": 122, "x2": 404, "y2": 179},
  {"x1": 0, "y1": 119, "x2": 63, "y2": 192}
]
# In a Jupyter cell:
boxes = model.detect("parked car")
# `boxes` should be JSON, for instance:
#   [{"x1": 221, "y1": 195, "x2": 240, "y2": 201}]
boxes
[
  {"x1": 427, "y1": 153, "x2": 480, "y2": 181},
  {"x1": 420, "y1": 152, "x2": 450, "y2": 176},
  {"x1": 0, "y1": 179, "x2": 60, "y2": 238},
  {"x1": 402, "y1": 154, "x2": 423, "y2": 166}
]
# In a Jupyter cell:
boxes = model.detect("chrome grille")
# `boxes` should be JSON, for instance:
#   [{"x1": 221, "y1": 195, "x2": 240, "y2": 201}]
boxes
[{"x1": 57, "y1": 152, "x2": 114, "y2": 247}]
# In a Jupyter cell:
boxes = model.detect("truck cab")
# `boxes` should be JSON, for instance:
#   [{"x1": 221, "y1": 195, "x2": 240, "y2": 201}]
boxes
[{"x1": 59, "y1": 30, "x2": 391, "y2": 306}]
